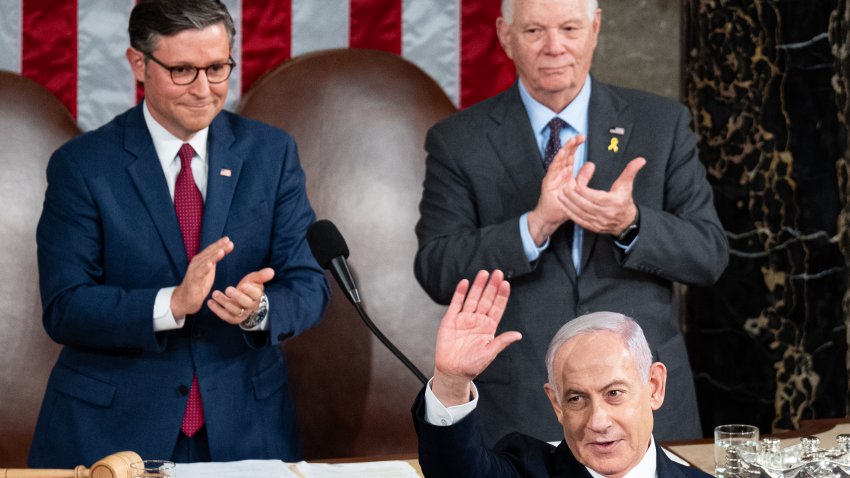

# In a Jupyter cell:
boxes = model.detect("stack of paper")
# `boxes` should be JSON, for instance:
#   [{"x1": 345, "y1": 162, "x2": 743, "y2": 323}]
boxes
[{"x1": 174, "y1": 459, "x2": 421, "y2": 478}]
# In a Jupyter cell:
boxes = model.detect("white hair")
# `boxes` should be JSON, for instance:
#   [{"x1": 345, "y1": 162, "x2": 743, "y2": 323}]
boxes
[
  {"x1": 501, "y1": 0, "x2": 598, "y2": 24},
  {"x1": 545, "y1": 312, "x2": 653, "y2": 400}
]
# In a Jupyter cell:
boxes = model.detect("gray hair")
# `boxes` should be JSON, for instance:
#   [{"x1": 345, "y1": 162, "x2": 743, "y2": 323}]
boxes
[
  {"x1": 545, "y1": 312, "x2": 652, "y2": 399},
  {"x1": 501, "y1": 0, "x2": 598, "y2": 25},
  {"x1": 129, "y1": 0, "x2": 236, "y2": 54}
]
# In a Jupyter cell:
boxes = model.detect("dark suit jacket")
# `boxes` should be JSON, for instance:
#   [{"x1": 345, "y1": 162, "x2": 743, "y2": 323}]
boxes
[
  {"x1": 412, "y1": 391, "x2": 712, "y2": 478},
  {"x1": 29, "y1": 104, "x2": 330, "y2": 467},
  {"x1": 414, "y1": 79, "x2": 728, "y2": 444}
]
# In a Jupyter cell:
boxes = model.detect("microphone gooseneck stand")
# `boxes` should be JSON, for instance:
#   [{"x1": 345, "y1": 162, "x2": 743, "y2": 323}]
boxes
[{"x1": 353, "y1": 301, "x2": 428, "y2": 385}]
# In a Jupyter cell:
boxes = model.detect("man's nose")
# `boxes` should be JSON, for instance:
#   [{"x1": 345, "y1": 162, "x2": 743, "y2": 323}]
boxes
[
  {"x1": 189, "y1": 70, "x2": 212, "y2": 94},
  {"x1": 543, "y1": 29, "x2": 565, "y2": 54},
  {"x1": 586, "y1": 402, "x2": 613, "y2": 432}
]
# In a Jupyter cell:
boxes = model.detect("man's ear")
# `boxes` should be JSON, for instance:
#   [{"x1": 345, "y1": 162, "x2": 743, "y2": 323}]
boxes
[
  {"x1": 647, "y1": 362, "x2": 667, "y2": 411},
  {"x1": 496, "y1": 17, "x2": 514, "y2": 60},
  {"x1": 544, "y1": 383, "x2": 564, "y2": 422},
  {"x1": 126, "y1": 47, "x2": 146, "y2": 83}
]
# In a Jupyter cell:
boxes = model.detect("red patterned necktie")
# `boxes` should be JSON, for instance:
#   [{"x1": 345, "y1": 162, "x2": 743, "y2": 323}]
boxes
[{"x1": 175, "y1": 143, "x2": 205, "y2": 437}]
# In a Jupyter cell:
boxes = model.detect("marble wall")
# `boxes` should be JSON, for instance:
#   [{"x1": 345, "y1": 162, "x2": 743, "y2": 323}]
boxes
[{"x1": 683, "y1": 0, "x2": 848, "y2": 434}]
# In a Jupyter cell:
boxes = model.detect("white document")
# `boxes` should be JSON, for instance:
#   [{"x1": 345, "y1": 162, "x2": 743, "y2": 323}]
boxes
[
  {"x1": 292, "y1": 460, "x2": 421, "y2": 477},
  {"x1": 175, "y1": 459, "x2": 300, "y2": 478}
]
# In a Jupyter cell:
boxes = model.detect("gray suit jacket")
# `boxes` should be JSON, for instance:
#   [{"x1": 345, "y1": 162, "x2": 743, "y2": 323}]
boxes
[{"x1": 414, "y1": 78, "x2": 728, "y2": 444}]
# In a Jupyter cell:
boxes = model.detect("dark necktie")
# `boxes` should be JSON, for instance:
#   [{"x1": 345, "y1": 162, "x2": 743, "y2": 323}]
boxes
[
  {"x1": 175, "y1": 143, "x2": 205, "y2": 437},
  {"x1": 542, "y1": 117, "x2": 567, "y2": 170},
  {"x1": 541, "y1": 118, "x2": 582, "y2": 272}
]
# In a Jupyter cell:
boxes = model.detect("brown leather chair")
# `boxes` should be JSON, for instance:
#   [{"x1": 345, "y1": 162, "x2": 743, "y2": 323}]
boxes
[
  {"x1": 0, "y1": 71, "x2": 80, "y2": 466},
  {"x1": 238, "y1": 49, "x2": 457, "y2": 459}
]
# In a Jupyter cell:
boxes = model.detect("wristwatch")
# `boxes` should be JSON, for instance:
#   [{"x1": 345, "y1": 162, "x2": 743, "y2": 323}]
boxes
[
  {"x1": 615, "y1": 206, "x2": 640, "y2": 245},
  {"x1": 240, "y1": 294, "x2": 268, "y2": 329}
]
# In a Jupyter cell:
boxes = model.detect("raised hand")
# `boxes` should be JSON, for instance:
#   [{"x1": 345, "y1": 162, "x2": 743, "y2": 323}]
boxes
[{"x1": 432, "y1": 270, "x2": 521, "y2": 407}]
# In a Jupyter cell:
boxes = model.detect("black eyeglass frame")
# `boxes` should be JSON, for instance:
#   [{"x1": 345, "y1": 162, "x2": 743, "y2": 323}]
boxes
[{"x1": 145, "y1": 52, "x2": 236, "y2": 85}]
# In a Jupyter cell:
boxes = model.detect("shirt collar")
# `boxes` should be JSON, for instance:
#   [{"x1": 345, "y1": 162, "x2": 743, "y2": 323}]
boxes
[
  {"x1": 518, "y1": 74, "x2": 592, "y2": 137},
  {"x1": 585, "y1": 435, "x2": 658, "y2": 478},
  {"x1": 142, "y1": 100, "x2": 209, "y2": 169}
]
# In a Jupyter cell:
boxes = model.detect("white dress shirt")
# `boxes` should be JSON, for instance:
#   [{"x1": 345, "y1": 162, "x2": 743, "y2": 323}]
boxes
[
  {"x1": 143, "y1": 102, "x2": 267, "y2": 332},
  {"x1": 517, "y1": 75, "x2": 591, "y2": 273}
]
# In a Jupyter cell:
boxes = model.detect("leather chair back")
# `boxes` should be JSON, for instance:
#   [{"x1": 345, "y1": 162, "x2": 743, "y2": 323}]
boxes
[
  {"x1": 0, "y1": 71, "x2": 80, "y2": 466},
  {"x1": 238, "y1": 49, "x2": 456, "y2": 459}
]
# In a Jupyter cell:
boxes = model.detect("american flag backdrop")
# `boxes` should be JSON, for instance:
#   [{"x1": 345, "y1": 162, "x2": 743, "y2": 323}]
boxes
[{"x1": 0, "y1": 0, "x2": 517, "y2": 131}]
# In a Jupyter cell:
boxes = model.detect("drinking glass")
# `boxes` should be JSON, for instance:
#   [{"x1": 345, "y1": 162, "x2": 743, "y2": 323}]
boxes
[
  {"x1": 130, "y1": 459, "x2": 176, "y2": 478},
  {"x1": 714, "y1": 424, "x2": 759, "y2": 477}
]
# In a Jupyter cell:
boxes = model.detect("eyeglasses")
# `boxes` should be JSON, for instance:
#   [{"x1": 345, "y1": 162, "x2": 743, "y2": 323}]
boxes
[{"x1": 145, "y1": 52, "x2": 236, "y2": 85}]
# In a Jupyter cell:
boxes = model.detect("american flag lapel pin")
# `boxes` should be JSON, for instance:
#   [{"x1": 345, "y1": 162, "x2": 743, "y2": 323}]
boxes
[
  {"x1": 609, "y1": 127, "x2": 625, "y2": 135},
  {"x1": 220, "y1": 168, "x2": 232, "y2": 177}
]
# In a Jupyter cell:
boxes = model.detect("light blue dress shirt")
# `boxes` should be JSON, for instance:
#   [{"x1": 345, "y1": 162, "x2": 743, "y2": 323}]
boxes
[{"x1": 517, "y1": 76, "x2": 591, "y2": 274}]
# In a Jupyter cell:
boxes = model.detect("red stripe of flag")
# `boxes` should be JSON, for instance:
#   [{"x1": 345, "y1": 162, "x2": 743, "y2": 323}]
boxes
[
  {"x1": 459, "y1": 0, "x2": 514, "y2": 108},
  {"x1": 241, "y1": 0, "x2": 292, "y2": 95},
  {"x1": 349, "y1": 0, "x2": 402, "y2": 54},
  {"x1": 22, "y1": 0, "x2": 78, "y2": 118}
]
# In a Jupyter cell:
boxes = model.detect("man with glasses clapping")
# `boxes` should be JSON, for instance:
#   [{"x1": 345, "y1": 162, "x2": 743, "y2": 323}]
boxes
[{"x1": 29, "y1": 0, "x2": 329, "y2": 467}]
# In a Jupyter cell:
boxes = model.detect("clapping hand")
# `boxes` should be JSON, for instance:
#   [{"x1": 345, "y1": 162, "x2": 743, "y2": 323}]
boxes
[{"x1": 564, "y1": 156, "x2": 645, "y2": 236}]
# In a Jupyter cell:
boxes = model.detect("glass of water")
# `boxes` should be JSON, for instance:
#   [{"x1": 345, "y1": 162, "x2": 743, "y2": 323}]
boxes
[
  {"x1": 130, "y1": 460, "x2": 176, "y2": 478},
  {"x1": 715, "y1": 424, "x2": 759, "y2": 477}
]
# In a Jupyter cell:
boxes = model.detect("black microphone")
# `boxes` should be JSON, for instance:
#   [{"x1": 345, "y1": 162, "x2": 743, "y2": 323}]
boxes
[
  {"x1": 307, "y1": 220, "x2": 360, "y2": 305},
  {"x1": 307, "y1": 219, "x2": 427, "y2": 385}
]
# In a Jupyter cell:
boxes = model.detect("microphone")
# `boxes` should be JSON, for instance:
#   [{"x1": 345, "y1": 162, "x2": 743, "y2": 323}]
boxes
[
  {"x1": 307, "y1": 220, "x2": 427, "y2": 385},
  {"x1": 307, "y1": 220, "x2": 360, "y2": 305}
]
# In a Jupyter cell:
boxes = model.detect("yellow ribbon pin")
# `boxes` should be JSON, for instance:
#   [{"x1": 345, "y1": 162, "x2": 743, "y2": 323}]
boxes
[{"x1": 608, "y1": 137, "x2": 619, "y2": 153}]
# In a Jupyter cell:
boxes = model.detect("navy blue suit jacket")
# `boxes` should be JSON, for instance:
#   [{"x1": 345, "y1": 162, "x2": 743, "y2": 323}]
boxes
[
  {"x1": 29, "y1": 104, "x2": 329, "y2": 467},
  {"x1": 412, "y1": 390, "x2": 711, "y2": 478}
]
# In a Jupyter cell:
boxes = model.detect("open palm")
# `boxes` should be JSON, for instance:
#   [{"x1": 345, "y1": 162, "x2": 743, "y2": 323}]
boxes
[{"x1": 434, "y1": 270, "x2": 521, "y2": 386}]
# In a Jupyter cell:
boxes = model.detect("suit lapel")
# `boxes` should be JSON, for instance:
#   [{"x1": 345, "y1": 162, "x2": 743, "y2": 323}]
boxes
[
  {"x1": 551, "y1": 441, "x2": 593, "y2": 478},
  {"x1": 487, "y1": 84, "x2": 577, "y2": 281},
  {"x1": 124, "y1": 105, "x2": 188, "y2": 271},
  {"x1": 486, "y1": 84, "x2": 545, "y2": 214},
  {"x1": 124, "y1": 107, "x2": 243, "y2": 272},
  {"x1": 201, "y1": 114, "x2": 242, "y2": 249},
  {"x1": 655, "y1": 441, "x2": 694, "y2": 478},
  {"x1": 581, "y1": 79, "x2": 634, "y2": 273}
]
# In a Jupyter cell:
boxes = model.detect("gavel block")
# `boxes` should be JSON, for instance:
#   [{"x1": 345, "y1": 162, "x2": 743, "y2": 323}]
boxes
[{"x1": 1, "y1": 451, "x2": 143, "y2": 478}]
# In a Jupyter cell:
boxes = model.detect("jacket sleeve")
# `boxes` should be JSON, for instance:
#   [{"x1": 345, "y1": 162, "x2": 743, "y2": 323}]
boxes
[
  {"x1": 414, "y1": 125, "x2": 538, "y2": 305},
  {"x1": 261, "y1": 136, "x2": 330, "y2": 345},
  {"x1": 37, "y1": 147, "x2": 163, "y2": 352},
  {"x1": 619, "y1": 105, "x2": 729, "y2": 285}
]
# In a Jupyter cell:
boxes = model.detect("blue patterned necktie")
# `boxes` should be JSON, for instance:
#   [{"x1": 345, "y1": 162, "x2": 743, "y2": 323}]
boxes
[{"x1": 542, "y1": 117, "x2": 567, "y2": 170}]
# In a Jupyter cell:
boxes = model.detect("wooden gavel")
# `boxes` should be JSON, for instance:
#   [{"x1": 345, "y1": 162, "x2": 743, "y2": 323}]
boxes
[{"x1": 1, "y1": 451, "x2": 143, "y2": 478}]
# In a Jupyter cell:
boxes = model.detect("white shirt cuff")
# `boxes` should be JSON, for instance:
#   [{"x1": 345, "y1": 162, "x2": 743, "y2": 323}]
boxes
[
  {"x1": 153, "y1": 287, "x2": 185, "y2": 331},
  {"x1": 614, "y1": 234, "x2": 639, "y2": 253},
  {"x1": 520, "y1": 213, "x2": 549, "y2": 262},
  {"x1": 423, "y1": 377, "x2": 479, "y2": 426}
]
